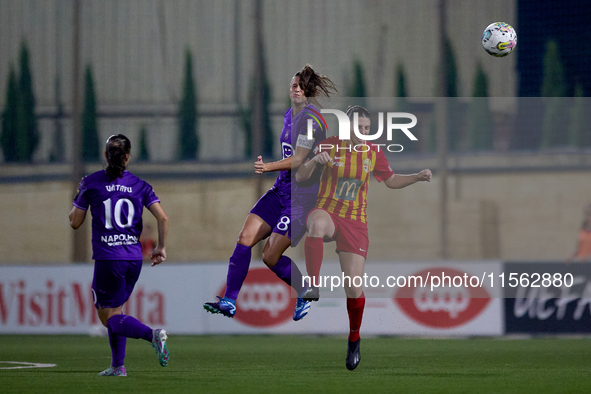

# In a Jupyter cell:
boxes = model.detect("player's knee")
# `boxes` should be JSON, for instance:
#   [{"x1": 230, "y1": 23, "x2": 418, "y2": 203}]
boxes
[
  {"x1": 345, "y1": 286, "x2": 363, "y2": 299},
  {"x1": 307, "y1": 219, "x2": 330, "y2": 238},
  {"x1": 97, "y1": 310, "x2": 109, "y2": 327},
  {"x1": 262, "y1": 250, "x2": 280, "y2": 267},
  {"x1": 237, "y1": 229, "x2": 257, "y2": 247}
]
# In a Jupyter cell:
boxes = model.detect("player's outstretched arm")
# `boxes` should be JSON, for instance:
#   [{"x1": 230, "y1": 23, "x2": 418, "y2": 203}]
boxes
[
  {"x1": 254, "y1": 145, "x2": 311, "y2": 174},
  {"x1": 148, "y1": 202, "x2": 169, "y2": 267},
  {"x1": 69, "y1": 206, "x2": 87, "y2": 229},
  {"x1": 295, "y1": 152, "x2": 332, "y2": 183},
  {"x1": 384, "y1": 169, "x2": 432, "y2": 189}
]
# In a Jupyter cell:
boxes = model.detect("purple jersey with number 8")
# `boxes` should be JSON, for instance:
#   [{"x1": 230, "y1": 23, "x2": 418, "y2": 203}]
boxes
[
  {"x1": 273, "y1": 103, "x2": 326, "y2": 198},
  {"x1": 73, "y1": 170, "x2": 160, "y2": 260}
]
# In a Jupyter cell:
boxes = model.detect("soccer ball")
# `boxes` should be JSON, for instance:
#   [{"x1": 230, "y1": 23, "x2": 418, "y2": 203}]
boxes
[{"x1": 481, "y1": 22, "x2": 517, "y2": 57}]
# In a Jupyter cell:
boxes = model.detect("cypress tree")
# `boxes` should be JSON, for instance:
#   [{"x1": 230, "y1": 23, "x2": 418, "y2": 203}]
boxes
[
  {"x1": 242, "y1": 75, "x2": 273, "y2": 159},
  {"x1": 349, "y1": 60, "x2": 367, "y2": 97},
  {"x1": 82, "y1": 65, "x2": 100, "y2": 162},
  {"x1": 240, "y1": 102, "x2": 252, "y2": 158},
  {"x1": 466, "y1": 62, "x2": 493, "y2": 150},
  {"x1": 261, "y1": 72, "x2": 273, "y2": 159},
  {"x1": 178, "y1": 49, "x2": 198, "y2": 160},
  {"x1": 541, "y1": 41, "x2": 567, "y2": 98},
  {"x1": 432, "y1": 37, "x2": 460, "y2": 96},
  {"x1": 50, "y1": 75, "x2": 65, "y2": 162},
  {"x1": 443, "y1": 38, "x2": 458, "y2": 97},
  {"x1": 396, "y1": 64, "x2": 408, "y2": 102},
  {"x1": 348, "y1": 60, "x2": 367, "y2": 109},
  {"x1": 395, "y1": 64, "x2": 416, "y2": 152},
  {"x1": 567, "y1": 83, "x2": 590, "y2": 147},
  {"x1": 540, "y1": 40, "x2": 568, "y2": 148},
  {"x1": 443, "y1": 37, "x2": 461, "y2": 152},
  {"x1": 17, "y1": 42, "x2": 38, "y2": 162},
  {"x1": 429, "y1": 37, "x2": 460, "y2": 152},
  {"x1": 138, "y1": 125, "x2": 149, "y2": 161},
  {"x1": 1, "y1": 65, "x2": 19, "y2": 162}
]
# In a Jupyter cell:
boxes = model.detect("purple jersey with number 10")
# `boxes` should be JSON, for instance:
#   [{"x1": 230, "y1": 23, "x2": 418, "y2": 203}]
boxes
[{"x1": 73, "y1": 170, "x2": 160, "y2": 260}]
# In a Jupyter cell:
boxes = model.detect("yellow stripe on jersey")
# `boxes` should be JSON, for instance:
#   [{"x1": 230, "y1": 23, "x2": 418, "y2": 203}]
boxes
[
  {"x1": 346, "y1": 148, "x2": 360, "y2": 221},
  {"x1": 335, "y1": 141, "x2": 350, "y2": 215},
  {"x1": 325, "y1": 141, "x2": 344, "y2": 215},
  {"x1": 315, "y1": 140, "x2": 378, "y2": 224}
]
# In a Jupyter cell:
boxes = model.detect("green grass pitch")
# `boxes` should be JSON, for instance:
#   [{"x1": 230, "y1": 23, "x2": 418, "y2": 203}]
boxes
[{"x1": 1, "y1": 335, "x2": 590, "y2": 393}]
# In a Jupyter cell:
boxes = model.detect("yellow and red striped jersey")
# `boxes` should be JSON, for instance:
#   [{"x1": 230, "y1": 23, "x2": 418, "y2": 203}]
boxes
[{"x1": 314, "y1": 136, "x2": 395, "y2": 223}]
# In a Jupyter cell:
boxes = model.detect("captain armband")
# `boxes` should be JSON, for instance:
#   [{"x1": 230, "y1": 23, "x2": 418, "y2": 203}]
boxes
[{"x1": 296, "y1": 134, "x2": 315, "y2": 150}]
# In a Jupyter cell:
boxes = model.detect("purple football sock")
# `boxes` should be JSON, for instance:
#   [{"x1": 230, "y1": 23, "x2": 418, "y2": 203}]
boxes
[
  {"x1": 108, "y1": 326, "x2": 127, "y2": 368},
  {"x1": 270, "y1": 255, "x2": 307, "y2": 296},
  {"x1": 107, "y1": 314, "x2": 153, "y2": 343},
  {"x1": 224, "y1": 244, "x2": 252, "y2": 300}
]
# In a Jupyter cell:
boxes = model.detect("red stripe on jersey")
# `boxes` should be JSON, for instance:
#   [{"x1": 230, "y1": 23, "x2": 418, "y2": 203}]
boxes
[
  {"x1": 329, "y1": 140, "x2": 346, "y2": 217},
  {"x1": 338, "y1": 140, "x2": 354, "y2": 219},
  {"x1": 352, "y1": 150, "x2": 364, "y2": 221},
  {"x1": 360, "y1": 150, "x2": 371, "y2": 222},
  {"x1": 343, "y1": 148, "x2": 358, "y2": 221}
]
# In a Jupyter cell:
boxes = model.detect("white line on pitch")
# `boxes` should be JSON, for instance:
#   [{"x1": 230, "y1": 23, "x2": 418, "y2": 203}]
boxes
[{"x1": 0, "y1": 361, "x2": 57, "y2": 370}]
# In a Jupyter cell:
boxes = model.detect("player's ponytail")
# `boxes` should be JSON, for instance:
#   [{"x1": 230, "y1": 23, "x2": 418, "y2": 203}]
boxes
[
  {"x1": 295, "y1": 64, "x2": 337, "y2": 107},
  {"x1": 105, "y1": 134, "x2": 131, "y2": 179}
]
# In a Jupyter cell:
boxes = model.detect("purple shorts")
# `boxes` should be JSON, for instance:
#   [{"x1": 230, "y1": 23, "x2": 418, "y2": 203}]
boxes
[
  {"x1": 249, "y1": 187, "x2": 316, "y2": 247},
  {"x1": 290, "y1": 193, "x2": 317, "y2": 247},
  {"x1": 92, "y1": 259, "x2": 142, "y2": 309}
]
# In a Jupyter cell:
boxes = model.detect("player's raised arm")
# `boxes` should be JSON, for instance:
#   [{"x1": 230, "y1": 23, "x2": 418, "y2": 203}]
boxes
[
  {"x1": 383, "y1": 169, "x2": 432, "y2": 189},
  {"x1": 254, "y1": 145, "x2": 311, "y2": 174},
  {"x1": 296, "y1": 151, "x2": 331, "y2": 183}
]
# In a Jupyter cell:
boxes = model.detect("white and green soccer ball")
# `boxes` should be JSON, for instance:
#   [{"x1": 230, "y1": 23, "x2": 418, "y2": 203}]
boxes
[{"x1": 482, "y1": 22, "x2": 517, "y2": 57}]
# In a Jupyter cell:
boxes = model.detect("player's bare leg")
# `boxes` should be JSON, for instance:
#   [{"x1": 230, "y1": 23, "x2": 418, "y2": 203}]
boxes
[
  {"x1": 339, "y1": 251, "x2": 366, "y2": 371},
  {"x1": 338, "y1": 252, "x2": 365, "y2": 299},
  {"x1": 262, "y1": 232, "x2": 291, "y2": 268},
  {"x1": 97, "y1": 305, "x2": 123, "y2": 327},
  {"x1": 237, "y1": 213, "x2": 273, "y2": 247},
  {"x1": 306, "y1": 209, "x2": 336, "y2": 239},
  {"x1": 303, "y1": 209, "x2": 336, "y2": 300}
]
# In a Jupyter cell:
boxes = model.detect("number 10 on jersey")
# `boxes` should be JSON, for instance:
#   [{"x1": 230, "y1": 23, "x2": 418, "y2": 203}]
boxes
[{"x1": 103, "y1": 198, "x2": 135, "y2": 229}]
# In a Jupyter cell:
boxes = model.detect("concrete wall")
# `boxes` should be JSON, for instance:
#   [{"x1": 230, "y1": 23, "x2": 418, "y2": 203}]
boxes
[
  {"x1": 0, "y1": 172, "x2": 274, "y2": 264},
  {"x1": 1, "y1": 154, "x2": 589, "y2": 265}
]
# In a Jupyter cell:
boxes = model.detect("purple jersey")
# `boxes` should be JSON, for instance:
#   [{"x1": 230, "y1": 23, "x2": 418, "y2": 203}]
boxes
[
  {"x1": 273, "y1": 104, "x2": 327, "y2": 199},
  {"x1": 73, "y1": 170, "x2": 160, "y2": 260}
]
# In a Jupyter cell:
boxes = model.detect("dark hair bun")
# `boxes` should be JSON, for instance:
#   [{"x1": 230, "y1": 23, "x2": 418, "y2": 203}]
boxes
[{"x1": 105, "y1": 134, "x2": 131, "y2": 179}]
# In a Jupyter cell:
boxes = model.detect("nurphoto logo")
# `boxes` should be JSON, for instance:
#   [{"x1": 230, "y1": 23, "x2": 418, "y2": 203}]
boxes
[{"x1": 308, "y1": 109, "x2": 418, "y2": 152}]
